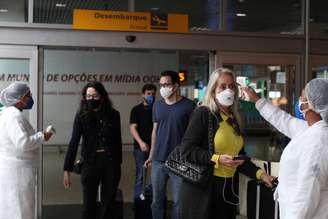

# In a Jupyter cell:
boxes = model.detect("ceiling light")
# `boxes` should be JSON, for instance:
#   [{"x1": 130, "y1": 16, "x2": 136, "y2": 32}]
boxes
[
  {"x1": 236, "y1": 13, "x2": 247, "y2": 17},
  {"x1": 267, "y1": 66, "x2": 281, "y2": 71},
  {"x1": 55, "y1": 3, "x2": 67, "y2": 7},
  {"x1": 0, "y1": 9, "x2": 8, "y2": 13}
]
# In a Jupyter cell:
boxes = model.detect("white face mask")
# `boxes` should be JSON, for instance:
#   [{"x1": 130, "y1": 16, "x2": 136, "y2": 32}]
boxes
[
  {"x1": 216, "y1": 89, "x2": 235, "y2": 106},
  {"x1": 160, "y1": 87, "x2": 174, "y2": 99},
  {"x1": 298, "y1": 99, "x2": 310, "y2": 118}
]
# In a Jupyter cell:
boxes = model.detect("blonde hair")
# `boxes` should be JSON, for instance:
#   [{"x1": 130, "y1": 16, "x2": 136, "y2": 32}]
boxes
[{"x1": 202, "y1": 68, "x2": 241, "y2": 123}]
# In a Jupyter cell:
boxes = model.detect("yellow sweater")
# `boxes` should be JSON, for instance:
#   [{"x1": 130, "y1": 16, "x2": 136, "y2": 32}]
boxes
[
  {"x1": 211, "y1": 113, "x2": 243, "y2": 177},
  {"x1": 210, "y1": 113, "x2": 264, "y2": 179}
]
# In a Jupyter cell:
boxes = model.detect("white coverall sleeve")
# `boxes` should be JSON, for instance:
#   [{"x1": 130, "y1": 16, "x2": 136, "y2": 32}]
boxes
[
  {"x1": 284, "y1": 143, "x2": 327, "y2": 219},
  {"x1": 7, "y1": 115, "x2": 44, "y2": 152},
  {"x1": 255, "y1": 98, "x2": 308, "y2": 139}
]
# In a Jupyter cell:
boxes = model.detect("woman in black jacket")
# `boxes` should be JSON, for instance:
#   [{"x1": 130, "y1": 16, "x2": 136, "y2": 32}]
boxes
[
  {"x1": 179, "y1": 68, "x2": 274, "y2": 219},
  {"x1": 63, "y1": 82, "x2": 122, "y2": 219}
]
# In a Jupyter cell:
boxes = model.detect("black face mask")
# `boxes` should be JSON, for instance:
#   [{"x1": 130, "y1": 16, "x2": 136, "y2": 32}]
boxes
[{"x1": 86, "y1": 99, "x2": 102, "y2": 110}]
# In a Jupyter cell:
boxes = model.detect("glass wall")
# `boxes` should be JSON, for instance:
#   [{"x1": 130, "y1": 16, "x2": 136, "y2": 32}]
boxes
[
  {"x1": 3, "y1": 0, "x2": 324, "y2": 36},
  {"x1": 31, "y1": 0, "x2": 309, "y2": 34},
  {"x1": 310, "y1": 0, "x2": 328, "y2": 36},
  {"x1": 226, "y1": 0, "x2": 303, "y2": 34},
  {"x1": 223, "y1": 63, "x2": 296, "y2": 161},
  {"x1": 41, "y1": 47, "x2": 209, "y2": 217},
  {"x1": 135, "y1": 0, "x2": 220, "y2": 31},
  {"x1": 5, "y1": 0, "x2": 328, "y2": 38},
  {"x1": 33, "y1": 0, "x2": 128, "y2": 24},
  {"x1": 0, "y1": 58, "x2": 29, "y2": 110},
  {"x1": 312, "y1": 66, "x2": 328, "y2": 79},
  {"x1": 0, "y1": 0, "x2": 28, "y2": 22},
  {"x1": 32, "y1": 0, "x2": 220, "y2": 30}
]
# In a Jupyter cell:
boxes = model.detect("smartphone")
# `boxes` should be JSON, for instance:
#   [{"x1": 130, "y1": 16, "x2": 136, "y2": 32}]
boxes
[{"x1": 232, "y1": 155, "x2": 249, "y2": 161}]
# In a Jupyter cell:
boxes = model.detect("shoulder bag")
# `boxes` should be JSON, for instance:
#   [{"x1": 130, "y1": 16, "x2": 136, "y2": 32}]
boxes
[
  {"x1": 165, "y1": 109, "x2": 214, "y2": 186},
  {"x1": 72, "y1": 158, "x2": 84, "y2": 174}
]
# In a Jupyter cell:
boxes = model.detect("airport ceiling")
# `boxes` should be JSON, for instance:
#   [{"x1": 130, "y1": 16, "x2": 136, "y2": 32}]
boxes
[{"x1": 0, "y1": 0, "x2": 327, "y2": 33}]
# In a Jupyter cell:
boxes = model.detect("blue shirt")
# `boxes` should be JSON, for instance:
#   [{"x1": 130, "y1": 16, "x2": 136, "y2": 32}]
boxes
[{"x1": 152, "y1": 97, "x2": 196, "y2": 161}]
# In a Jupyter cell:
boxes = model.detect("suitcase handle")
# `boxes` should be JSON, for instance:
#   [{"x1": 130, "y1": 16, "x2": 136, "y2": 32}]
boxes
[{"x1": 140, "y1": 167, "x2": 150, "y2": 200}]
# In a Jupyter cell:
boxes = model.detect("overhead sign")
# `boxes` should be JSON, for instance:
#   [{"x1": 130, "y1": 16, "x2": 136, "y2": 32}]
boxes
[{"x1": 73, "y1": 9, "x2": 188, "y2": 33}]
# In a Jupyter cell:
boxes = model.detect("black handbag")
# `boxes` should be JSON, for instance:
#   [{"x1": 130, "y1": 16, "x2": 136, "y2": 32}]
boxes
[
  {"x1": 165, "y1": 109, "x2": 214, "y2": 185},
  {"x1": 72, "y1": 158, "x2": 84, "y2": 174}
]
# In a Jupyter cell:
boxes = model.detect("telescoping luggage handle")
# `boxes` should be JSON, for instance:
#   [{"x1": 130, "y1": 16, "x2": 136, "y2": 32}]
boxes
[
  {"x1": 139, "y1": 166, "x2": 149, "y2": 200},
  {"x1": 255, "y1": 181, "x2": 279, "y2": 219}
]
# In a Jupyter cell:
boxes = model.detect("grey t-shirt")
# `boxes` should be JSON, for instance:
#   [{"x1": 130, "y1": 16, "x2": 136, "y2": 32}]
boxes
[{"x1": 152, "y1": 97, "x2": 195, "y2": 162}]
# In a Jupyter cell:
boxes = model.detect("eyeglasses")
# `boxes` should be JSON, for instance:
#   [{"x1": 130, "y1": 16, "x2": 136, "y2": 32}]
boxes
[{"x1": 159, "y1": 83, "x2": 173, "y2": 88}]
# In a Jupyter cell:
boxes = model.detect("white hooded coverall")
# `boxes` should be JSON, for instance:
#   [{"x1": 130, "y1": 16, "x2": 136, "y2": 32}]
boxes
[
  {"x1": 0, "y1": 106, "x2": 44, "y2": 219},
  {"x1": 256, "y1": 98, "x2": 328, "y2": 219}
]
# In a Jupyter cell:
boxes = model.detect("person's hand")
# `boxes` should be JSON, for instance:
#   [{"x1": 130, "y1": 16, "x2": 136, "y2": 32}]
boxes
[
  {"x1": 139, "y1": 141, "x2": 149, "y2": 152},
  {"x1": 219, "y1": 154, "x2": 245, "y2": 168},
  {"x1": 63, "y1": 171, "x2": 71, "y2": 189},
  {"x1": 260, "y1": 173, "x2": 276, "y2": 188},
  {"x1": 43, "y1": 132, "x2": 53, "y2": 142},
  {"x1": 144, "y1": 158, "x2": 152, "y2": 168},
  {"x1": 243, "y1": 87, "x2": 260, "y2": 103}
]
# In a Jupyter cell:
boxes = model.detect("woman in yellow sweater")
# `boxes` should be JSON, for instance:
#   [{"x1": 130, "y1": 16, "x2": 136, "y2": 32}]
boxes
[{"x1": 179, "y1": 68, "x2": 274, "y2": 219}]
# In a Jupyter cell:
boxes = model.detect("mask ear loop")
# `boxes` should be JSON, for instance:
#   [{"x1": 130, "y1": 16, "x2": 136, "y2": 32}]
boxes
[{"x1": 299, "y1": 99, "x2": 311, "y2": 117}]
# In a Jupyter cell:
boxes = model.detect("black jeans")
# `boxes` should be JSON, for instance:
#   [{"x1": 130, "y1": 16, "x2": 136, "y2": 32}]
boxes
[
  {"x1": 210, "y1": 176, "x2": 238, "y2": 219},
  {"x1": 81, "y1": 153, "x2": 121, "y2": 219},
  {"x1": 179, "y1": 175, "x2": 239, "y2": 219}
]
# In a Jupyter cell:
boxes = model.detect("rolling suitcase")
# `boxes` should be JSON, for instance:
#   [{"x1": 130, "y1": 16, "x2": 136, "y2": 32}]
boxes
[
  {"x1": 247, "y1": 161, "x2": 279, "y2": 219},
  {"x1": 134, "y1": 167, "x2": 152, "y2": 219},
  {"x1": 247, "y1": 180, "x2": 279, "y2": 219}
]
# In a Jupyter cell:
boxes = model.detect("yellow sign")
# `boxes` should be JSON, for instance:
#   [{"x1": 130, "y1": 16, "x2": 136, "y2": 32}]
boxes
[
  {"x1": 179, "y1": 71, "x2": 187, "y2": 82},
  {"x1": 73, "y1": 9, "x2": 188, "y2": 33}
]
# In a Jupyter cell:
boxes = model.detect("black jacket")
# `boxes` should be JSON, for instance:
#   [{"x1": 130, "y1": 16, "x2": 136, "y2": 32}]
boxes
[
  {"x1": 64, "y1": 108, "x2": 122, "y2": 171},
  {"x1": 179, "y1": 106, "x2": 261, "y2": 219},
  {"x1": 180, "y1": 106, "x2": 260, "y2": 177}
]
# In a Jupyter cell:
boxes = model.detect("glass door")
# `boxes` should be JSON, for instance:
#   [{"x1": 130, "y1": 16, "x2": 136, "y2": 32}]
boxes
[
  {"x1": 217, "y1": 52, "x2": 301, "y2": 159},
  {"x1": 216, "y1": 51, "x2": 301, "y2": 217},
  {"x1": 0, "y1": 46, "x2": 39, "y2": 218},
  {"x1": 310, "y1": 55, "x2": 328, "y2": 79}
]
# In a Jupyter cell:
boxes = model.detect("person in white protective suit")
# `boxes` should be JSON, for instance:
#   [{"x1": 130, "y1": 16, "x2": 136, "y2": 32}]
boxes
[
  {"x1": 0, "y1": 82, "x2": 52, "y2": 219},
  {"x1": 244, "y1": 78, "x2": 328, "y2": 219}
]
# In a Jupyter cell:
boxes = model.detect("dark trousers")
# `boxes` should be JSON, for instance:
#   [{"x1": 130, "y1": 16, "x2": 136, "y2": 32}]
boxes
[
  {"x1": 210, "y1": 177, "x2": 238, "y2": 219},
  {"x1": 81, "y1": 153, "x2": 121, "y2": 219},
  {"x1": 180, "y1": 176, "x2": 238, "y2": 219}
]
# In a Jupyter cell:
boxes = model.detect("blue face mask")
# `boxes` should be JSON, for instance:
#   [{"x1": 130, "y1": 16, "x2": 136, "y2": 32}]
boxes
[
  {"x1": 294, "y1": 99, "x2": 304, "y2": 120},
  {"x1": 145, "y1": 96, "x2": 154, "y2": 105},
  {"x1": 24, "y1": 97, "x2": 34, "y2": 110}
]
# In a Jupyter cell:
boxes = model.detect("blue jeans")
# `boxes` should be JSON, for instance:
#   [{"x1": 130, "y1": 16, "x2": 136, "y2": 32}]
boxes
[
  {"x1": 133, "y1": 148, "x2": 149, "y2": 200},
  {"x1": 151, "y1": 160, "x2": 182, "y2": 219}
]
